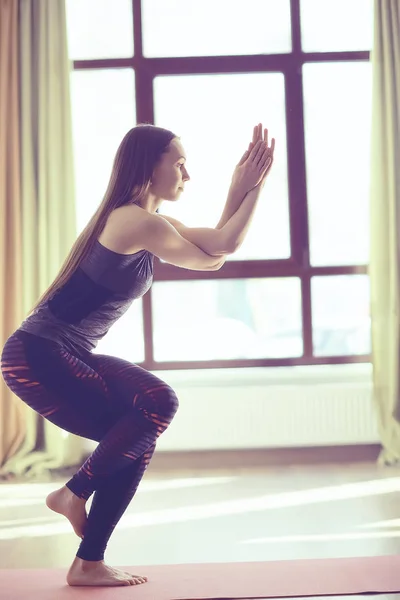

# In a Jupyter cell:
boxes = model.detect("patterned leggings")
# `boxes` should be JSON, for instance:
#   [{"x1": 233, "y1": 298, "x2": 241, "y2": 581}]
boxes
[{"x1": 0, "y1": 329, "x2": 179, "y2": 561}]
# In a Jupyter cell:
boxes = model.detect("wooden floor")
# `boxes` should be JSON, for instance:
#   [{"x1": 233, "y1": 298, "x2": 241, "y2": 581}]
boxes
[{"x1": 0, "y1": 453, "x2": 399, "y2": 599}]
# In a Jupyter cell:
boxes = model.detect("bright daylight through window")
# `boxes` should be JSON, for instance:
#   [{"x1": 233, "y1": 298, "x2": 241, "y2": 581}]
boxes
[{"x1": 65, "y1": 0, "x2": 374, "y2": 370}]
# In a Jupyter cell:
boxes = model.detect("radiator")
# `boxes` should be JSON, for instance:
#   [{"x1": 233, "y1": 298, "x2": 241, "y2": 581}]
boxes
[
  {"x1": 84, "y1": 364, "x2": 379, "y2": 453},
  {"x1": 156, "y1": 364, "x2": 379, "y2": 450}
]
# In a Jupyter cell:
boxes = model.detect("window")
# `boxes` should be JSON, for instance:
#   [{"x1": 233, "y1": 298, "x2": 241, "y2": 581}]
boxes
[
  {"x1": 66, "y1": 0, "x2": 372, "y2": 369},
  {"x1": 303, "y1": 61, "x2": 372, "y2": 266},
  {"x1": 66, "y1": 0, "x2": 134, "y2": 59},
  {"x1": 300, "y1": 0, "x2": 374, "y2": 53},
  {"x1": 69, "y1": 69, "x2": 136, "y2": 234},
  {"x1": 154, "y1": 73, "x2": 290, "y2": 260},
  {"x1": 152, "y1": 278, "x2": 302, "y2": 361},
  {"x1": 312, "y1": 275, "x2": 370, "y2": 356},
  {"x1": 142, "y1": 0, "x2": 292, "y2": 57}
]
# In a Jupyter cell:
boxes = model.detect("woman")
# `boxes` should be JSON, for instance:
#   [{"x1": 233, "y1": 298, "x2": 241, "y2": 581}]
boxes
[{"x1": 1, "y1": 122, "x2": 275, "y2": 587}]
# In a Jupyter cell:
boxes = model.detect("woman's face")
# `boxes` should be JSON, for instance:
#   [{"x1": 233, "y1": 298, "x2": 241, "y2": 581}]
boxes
[{"x1": 150, "y1": 138, "x2": 190, "y2": 201}]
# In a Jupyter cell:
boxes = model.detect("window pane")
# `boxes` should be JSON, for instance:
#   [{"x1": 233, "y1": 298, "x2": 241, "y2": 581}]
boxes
[
  {"x1": 152, "y1": 279, "x2": 302, "y2": 361},
  {"x1": 312, "y1": 275, "x2": 371, "y2": 356},
  {"x1": 94, "y1": 301, "x2": 144, "y2": 362},
  {"x1": 66, "y1": 0, "x2": 134, "y2": 60},
  {"x1": 70, "y1": 69, "x2": 135, "y2": 234},
  {"x1": 154, "y1": 74, "x2": 290, "y2": 261},
  {"x1": 303, "y1": 62, "x2": 372, "y2": 266},
  {"x1": 142, "y1": 0, "x2": 291, "y2": 57},
  {"x1": 300, "y1": 0, "x2": 373, "y2": 52}
]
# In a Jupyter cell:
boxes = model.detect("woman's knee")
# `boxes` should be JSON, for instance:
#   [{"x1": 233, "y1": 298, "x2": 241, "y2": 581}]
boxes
[
  {"x1": 135, "y1": 383, "x2": 179, "y2": 421},
  {"x1": 152, "y1": 384, "x2": 179, "y2": 419},
  {"x1": 165, "y1": 386, "x2": 179, "y2": 417}
]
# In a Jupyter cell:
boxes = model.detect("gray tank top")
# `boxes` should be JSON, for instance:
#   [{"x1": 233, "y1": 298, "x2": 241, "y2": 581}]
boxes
[{"x1": 18, "y1": 240, "x2": 154, "y2": 356}]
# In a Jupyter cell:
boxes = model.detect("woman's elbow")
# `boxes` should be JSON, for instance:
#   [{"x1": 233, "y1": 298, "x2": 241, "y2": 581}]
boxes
[
  {"x1": 210, "y1": 256, "x2": 227, "y2": 270},
  {"x1": 222, "y1": 238, "x2": 240, "y2": 255}
]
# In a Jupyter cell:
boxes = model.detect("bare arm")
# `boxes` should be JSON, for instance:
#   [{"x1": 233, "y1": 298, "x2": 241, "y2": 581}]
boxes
[
  {"x1": 160, "y1": 186, "x2": 262, "y2": 257},
  {"x1": 215, "y1": 123, "x2": 264, "y2": 229},
  {"x1": 215, "y1": 184, "x2": 247, "y2": 230},
  {"x1": 135, "y1": 212, "x2": 226, "y2": 271},
  {"x1": 218, "y1": 185, "x2": 263, "y2": 253},
  {"x1": 159, "y1": 215, "x2": 234, "y2": 256},
  {"x1": 160, "y1": 131, "x2": 274, "y2": 256}
]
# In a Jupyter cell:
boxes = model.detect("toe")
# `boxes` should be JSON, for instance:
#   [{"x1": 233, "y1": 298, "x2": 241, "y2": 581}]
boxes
[{"x1": 125, "y1": 572, "x2": 147, "y2": 583}]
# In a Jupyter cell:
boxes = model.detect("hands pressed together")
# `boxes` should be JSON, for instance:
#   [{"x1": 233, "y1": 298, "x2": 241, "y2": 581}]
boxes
[{"x1": 232, "y1": 123, "x2": 275, "y2": 194}]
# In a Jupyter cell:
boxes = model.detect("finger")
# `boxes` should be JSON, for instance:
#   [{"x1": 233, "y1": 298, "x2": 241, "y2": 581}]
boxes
[
  {"x1": 250, "y1": 140, "x2": 263, "y2": 155},
  {"x1": 270, "y1": 137, "x2": 276, "y2": 153},
  {"x1": 257, "y1": 160, "x2": 272, "y2": 188},
  {"x1": 239, "y1": 140, "x2": 256, "y2": 165},
  {"x1": 259, "y1": 142, "x2": 274, "y2": 169},
  {"x1": 260, "y1": 153, "x2": 273, "y2": 172},
  {"x1": 264, "y1": 128, "x2": 268, "y2": 145},
  {"x1": 251, "y1": 140, "x2": 264, "y2": 161},
  {"x1": 254, "y1": 140, "x2": 267, "y2": 164},
  {"x1": 254, "y1": 123, "x2": 262, "y2": 143},
  {"x1": 253, "y1": 124, "x2": 261, "y2": 145}
]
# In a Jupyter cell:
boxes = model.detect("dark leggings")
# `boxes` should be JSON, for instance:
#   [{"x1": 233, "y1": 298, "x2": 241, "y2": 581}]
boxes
[{"x1": 0, "y1": 329, "x2": 179, "y2": 561}]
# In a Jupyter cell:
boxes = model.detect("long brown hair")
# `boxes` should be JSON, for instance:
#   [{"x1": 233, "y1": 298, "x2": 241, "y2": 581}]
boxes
[{"x1": 26, "y1": 123, "x2": 177, "y2": 317}]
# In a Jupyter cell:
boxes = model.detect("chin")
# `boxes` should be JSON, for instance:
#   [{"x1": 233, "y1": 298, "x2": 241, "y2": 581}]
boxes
[{"x1": 171, "y1": 188, "x2": 183, "y2": 200}]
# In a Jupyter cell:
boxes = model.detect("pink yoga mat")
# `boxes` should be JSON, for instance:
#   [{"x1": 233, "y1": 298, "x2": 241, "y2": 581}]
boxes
[{"x1": 0, "y1": 555, "x2": 399, "y2": 600}]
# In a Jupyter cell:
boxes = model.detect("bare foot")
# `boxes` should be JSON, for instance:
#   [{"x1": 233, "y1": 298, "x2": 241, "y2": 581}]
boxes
[
  {"x1": 67, "y1": 557, "x2": 148, "y2": 587},
  {"x1": 46, "y1": 486, "x2": 87, "y2": 539}
]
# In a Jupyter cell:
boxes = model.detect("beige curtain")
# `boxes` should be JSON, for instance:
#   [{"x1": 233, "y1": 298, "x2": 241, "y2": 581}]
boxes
[
  {"x1": 0, "y1": 0, "x2": 86, "y2": 478},
  {"x1": 0, "y1": 0, "x2": 27, "y2": 472},
  {"x1": 369, "y1": 0, "x2": 400, "y2": 466}
]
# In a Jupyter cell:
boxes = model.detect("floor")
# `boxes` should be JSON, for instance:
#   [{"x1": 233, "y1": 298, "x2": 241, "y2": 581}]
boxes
[{"x1": 0, "y1": 456, "x2": 399, "y2": 599}]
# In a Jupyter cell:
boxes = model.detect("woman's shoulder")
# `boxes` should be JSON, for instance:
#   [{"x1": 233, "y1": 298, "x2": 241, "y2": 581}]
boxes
[
  {"x1": 99, "y1": 204, "x2": 151, "y2": 254},
  {"x1": 111, "y1": 203, "x2": 143, "y2": 220}
]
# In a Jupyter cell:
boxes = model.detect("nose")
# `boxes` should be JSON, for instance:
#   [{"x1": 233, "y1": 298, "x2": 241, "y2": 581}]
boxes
[{"x1": 183, "y1": 168, "x2": 190, "y2": 182}]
